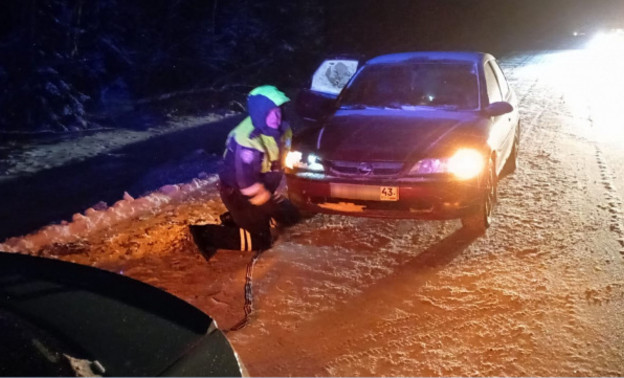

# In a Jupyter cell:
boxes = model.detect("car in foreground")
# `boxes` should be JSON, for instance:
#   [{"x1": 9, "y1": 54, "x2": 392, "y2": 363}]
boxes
[
  {"x1": 286, "y1": 51, "x2": 519, "y2": 231},
  {"x1": 0, "y1": 252, "x2": 245, "y2": 377}
]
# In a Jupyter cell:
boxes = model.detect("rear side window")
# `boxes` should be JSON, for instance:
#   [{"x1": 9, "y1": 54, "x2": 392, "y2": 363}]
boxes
[
  {"x1": 488, "y1": 61, "x2": 510, "y2": 99},
  {"x1": 484, "y1": 63, "x2": 502, "y2": 103}
]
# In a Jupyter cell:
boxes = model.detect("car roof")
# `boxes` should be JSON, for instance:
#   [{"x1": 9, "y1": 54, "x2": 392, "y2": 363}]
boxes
[{"x1": 365, "y1": 51, "x2": 493, "y2": 65}]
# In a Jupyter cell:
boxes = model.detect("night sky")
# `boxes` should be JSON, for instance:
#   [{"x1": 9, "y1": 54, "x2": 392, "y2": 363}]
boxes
[{"x1": 326, "y1": 0, "x2": 624, "y2": 55}]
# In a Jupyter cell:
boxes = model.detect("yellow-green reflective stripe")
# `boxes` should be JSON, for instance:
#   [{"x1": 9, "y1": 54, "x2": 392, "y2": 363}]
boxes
[
  {"x1": 245, "y1": 230, "x2": 252, "y2": 251},
  {"x1": 239, "y1": 228, "x2": 246, "y2": 251}
]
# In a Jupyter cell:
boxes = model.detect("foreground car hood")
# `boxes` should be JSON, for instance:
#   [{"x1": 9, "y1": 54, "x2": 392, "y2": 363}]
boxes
[
  {"x1": 317, "y1": 108, "x2": 486, "y2": 162},
  {"x1": 0, "y1": 252, "x2": 242, "y2": 377}
]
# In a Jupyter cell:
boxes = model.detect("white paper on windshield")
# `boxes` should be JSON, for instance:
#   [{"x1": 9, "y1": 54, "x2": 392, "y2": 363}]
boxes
[{"x1": 310, "y1": 59, "x2": 359, "y2": 95}]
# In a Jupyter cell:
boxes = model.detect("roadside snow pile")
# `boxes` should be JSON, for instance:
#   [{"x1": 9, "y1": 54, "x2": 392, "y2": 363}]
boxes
[{"x1": 0, "y1": 175, "x2": 218, "y2": 253}]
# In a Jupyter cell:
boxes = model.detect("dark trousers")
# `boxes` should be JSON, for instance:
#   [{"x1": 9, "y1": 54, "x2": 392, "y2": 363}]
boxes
[
  {"x1": 190, "y1": 183, "x2": 301, "y2": 256},
  {"x1": 218, "y1": 183, "x2": 300, "y2": 248}
]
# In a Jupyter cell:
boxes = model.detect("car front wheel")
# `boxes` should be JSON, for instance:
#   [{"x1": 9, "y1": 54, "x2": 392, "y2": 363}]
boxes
[
  {"x1": 502, "y1": 124, "x2": 520, "y2": 176},
  {"x1": 461, "y1": 158, "x2": 497, "y2": 233}
]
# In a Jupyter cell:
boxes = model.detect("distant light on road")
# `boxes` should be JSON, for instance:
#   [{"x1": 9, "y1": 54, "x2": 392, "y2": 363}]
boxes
[
  {"x1": 545, "y1": 46, "x2": 624, "y2": 145},
  {"x1": 582, "y1": 29, "x2": 624, "y2": 142},
  {"x1": 587, "y1": 29, "x2": 624, "y2": 56}
]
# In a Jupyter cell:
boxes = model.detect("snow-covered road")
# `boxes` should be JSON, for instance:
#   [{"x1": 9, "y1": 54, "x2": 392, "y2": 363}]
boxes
[{"x1": 3, "y1": 49, "x2": 624, "y2": 376}]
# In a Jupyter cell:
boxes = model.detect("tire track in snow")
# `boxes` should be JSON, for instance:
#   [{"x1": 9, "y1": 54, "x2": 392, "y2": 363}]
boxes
[
  {"x1": 514, "y1": 51, "x2": 624, "y2": 258},
  {"x1": 500, "y1": 52, "x2": 550, "y2": 144},
  {"x1": 594, "y1": 146, "x2": 624, "y2": 256}
]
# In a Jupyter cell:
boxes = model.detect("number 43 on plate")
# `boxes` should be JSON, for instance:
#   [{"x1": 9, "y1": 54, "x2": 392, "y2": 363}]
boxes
[{"x1": 380, "y1": 186, "x2": 399, "y2": 201}]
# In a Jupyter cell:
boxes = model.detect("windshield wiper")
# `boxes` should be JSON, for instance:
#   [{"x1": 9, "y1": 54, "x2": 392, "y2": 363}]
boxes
[
  {"x1": 383, "y1": 102, "x2": 403, "y2": 109},
  {"x1": 434, "y1": 104, "x2": 460, "y2": 110},
  {"x1": 341, "y1": 104, "x2": 392, "y2": 110},
  {"x1": 340, "y1": 104, "x2": 368, "y2": 110}
]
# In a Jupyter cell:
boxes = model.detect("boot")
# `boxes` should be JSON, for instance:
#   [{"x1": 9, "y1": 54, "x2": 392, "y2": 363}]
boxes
[
  {"x1": 189, "y1": 224, "x2": 218, "y2": 261},
  {"x1": 189, "y1": 224, "x2": 272, "y2": 260}
]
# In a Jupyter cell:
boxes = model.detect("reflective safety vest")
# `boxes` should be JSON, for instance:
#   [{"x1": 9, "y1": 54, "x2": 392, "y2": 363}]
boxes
[
  {"x1": 220, "y1": 117, "x2": 292, "y2": 191},
  {"x1": 225, "y1": 117, "x2": 291, "y2": 173}
]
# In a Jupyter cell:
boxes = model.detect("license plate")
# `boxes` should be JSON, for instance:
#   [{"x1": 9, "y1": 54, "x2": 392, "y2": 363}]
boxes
[
  {"x1": 380, "y1": 186, "x2": 399, "y2": 201},
  {"x1": 330, "y1": 183, "x2": 399, "y2": 201}
]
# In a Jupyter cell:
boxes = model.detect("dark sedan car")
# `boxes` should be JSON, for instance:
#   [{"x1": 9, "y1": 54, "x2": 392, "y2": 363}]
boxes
[{"x1": 286, "y1": 52, "x2": 520, "y2": 231}]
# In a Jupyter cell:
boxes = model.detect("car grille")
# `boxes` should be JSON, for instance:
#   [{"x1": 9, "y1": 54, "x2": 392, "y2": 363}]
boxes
[{"x1": 328, "y1": 160, "x2": 404, "y2": 177}]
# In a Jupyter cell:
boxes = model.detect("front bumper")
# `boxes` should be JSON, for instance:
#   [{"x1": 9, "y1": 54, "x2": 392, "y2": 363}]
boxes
[{"x1": 286, "y1": 173, "x2": 484, "y2": 219}]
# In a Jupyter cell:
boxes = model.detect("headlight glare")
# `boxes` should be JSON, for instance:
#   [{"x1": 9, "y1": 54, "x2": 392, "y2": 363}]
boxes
[
  {"x1": 285, "y1": 150, "x2": 302, "y2": 169},
  {"x1": 285, "y1": 150, "x2": 324, "y2": 172},
  {"x1": 448, "y1": 148, "x2": 484, "y2": 179},
  {"x1": 307, "y1": 153, "x2": 324, "y2": 171},
  {"x1": 409, "y1": 148, "x2": 484, "y2": 179}
]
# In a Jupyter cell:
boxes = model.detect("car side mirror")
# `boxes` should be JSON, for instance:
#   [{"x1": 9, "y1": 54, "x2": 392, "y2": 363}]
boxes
[{"x1": 484, "y1": 101, "x2": 514, "y2": 117}]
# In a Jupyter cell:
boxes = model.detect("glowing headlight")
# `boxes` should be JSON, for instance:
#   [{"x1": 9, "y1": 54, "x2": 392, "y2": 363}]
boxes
[
  {"x1": 306, "y1": 153, "x2": 324, "y2": 171},
  {"x1": 448, "y1": 148, "x2": 484, "y2": 179},
  {"x1": 285, "y1": 150, "x2": 302, "y2": 169},
  {"x1": 284, "y1": 150, "x2": 324, "y2": 171},
  {"x1": 409, "y1": 148, "x2": 484, "y2": 179}
]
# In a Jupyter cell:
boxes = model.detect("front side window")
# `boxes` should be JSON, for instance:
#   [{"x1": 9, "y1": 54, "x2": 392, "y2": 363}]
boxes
[
  {"x1": 488, "y1": 60, "x2": 510, "y2": 99},
  {"x1": 340, "y1": 62, "x2": 479, "y2": 110},
  {"x1": 484, "y1": 63, "x2": 503, "y2": 103}
]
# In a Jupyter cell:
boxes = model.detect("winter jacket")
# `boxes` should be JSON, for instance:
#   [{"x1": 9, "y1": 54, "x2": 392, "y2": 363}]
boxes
[{"x1": 219, "y1": 85, "x2": 292, "y2": 195}]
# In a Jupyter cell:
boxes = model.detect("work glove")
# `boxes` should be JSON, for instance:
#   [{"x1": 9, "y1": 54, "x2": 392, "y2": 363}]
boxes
[{"x1": 240, "y1": 183, "x2": 271, "y2": 206}]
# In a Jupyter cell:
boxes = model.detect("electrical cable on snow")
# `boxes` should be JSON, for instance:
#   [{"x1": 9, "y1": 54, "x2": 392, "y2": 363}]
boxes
[
  {"x1": 225, "y1": 249, "x2": 262, "y2": 332},
  {"x1": 225, "y1": 218, "x2": 280, "y2": 332}
]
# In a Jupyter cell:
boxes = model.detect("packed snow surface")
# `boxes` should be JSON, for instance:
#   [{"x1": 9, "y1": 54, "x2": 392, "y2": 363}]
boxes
[{"x1": 2, "y1": 49, "x2": 624, "y2": 376}]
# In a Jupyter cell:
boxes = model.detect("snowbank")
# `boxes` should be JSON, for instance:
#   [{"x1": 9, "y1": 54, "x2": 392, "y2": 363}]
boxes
[{"x1": 0, "y1": 175, "x2": 218, "y2": 253}]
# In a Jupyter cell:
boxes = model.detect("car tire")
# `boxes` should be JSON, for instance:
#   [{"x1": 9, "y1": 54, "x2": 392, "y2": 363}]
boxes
[
  {"x1": 461, "y1": 158, "x2": 497, "y2": 233},
  {"x1": 502, "y1": 124, "x2": 520, "y2": 176},
  {"x1": 290, "y1": 201, "x2": 317, "y2": 219},
  {"x1": 298, "y1": 209, "x2": 317, "y2": 219}
]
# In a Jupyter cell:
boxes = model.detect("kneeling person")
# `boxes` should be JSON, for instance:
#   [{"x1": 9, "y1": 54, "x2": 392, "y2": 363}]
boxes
[{"x1": 190, "y1": 85, "x2": 300, "y2": 260}]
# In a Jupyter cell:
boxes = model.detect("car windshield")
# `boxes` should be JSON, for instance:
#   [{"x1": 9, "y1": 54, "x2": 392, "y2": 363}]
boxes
[{"x1": 340, "y1": 62, "x2": 479, "y2": 110}]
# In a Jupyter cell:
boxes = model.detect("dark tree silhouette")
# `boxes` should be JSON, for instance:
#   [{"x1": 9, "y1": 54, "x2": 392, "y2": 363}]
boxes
[{"x1": 0, "y1": 0, "x2": 326, "y2": 132}]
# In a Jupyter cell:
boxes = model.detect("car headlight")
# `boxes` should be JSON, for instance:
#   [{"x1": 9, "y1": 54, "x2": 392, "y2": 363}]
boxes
[
  {"x1": 285, "y1": 150, "x2": 302, "y2": 169},
  {"x1": 284, "y1": 150, "x2": 324, "y2": 172},
  {"x1": 447, "y1": 148, "x2": 485, "y2": 179},
  {"x1": 409, "y1": 148, "x2": 484, "y2": 180},
  {"x1": 409, "y1": 158, "x2": 448, "y2": 175}
]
